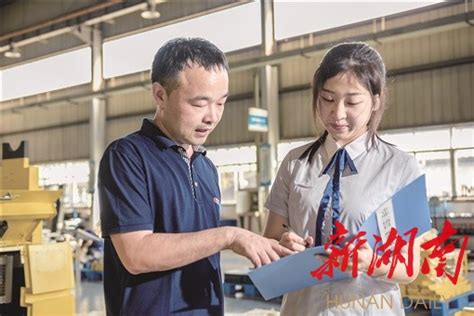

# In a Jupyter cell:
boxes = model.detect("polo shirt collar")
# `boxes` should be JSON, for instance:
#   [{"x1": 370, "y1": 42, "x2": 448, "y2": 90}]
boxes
[
  {"x1": 140, "y1": 119, "x2": 207, "y2": 155},
  {"x1": 323, "y1": 130, "x2": 374, "y2": 160}
]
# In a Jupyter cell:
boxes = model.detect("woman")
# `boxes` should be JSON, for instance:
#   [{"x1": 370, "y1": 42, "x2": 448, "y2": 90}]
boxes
[{"x1": 264, "y1": 42, "x2": 422, "y2": 315}]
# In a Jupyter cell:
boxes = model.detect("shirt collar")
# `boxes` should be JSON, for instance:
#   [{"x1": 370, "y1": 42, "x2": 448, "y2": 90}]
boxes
[
  {"x1": 323, "y1": 131, "x2": 373, "y2": 160},
  {"x1": 140, "y1": 118, "x2": 207, "y2": 155}
]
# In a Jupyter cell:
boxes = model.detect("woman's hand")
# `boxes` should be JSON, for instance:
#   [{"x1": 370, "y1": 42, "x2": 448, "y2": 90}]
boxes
[{"x1": 279, "y1": 232, "x2": 314, "y2": 252}]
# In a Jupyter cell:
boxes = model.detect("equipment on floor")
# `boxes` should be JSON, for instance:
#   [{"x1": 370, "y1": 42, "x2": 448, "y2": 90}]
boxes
[
  {"x1": 400, "y1": 229, "x2": 473, "y2": 315},
  {"x1": 223, "y1": 269, "x2": 282, "y2": 303},
  {"x1": 0, "y1": 141, "x2": 75, "y2": 316}
]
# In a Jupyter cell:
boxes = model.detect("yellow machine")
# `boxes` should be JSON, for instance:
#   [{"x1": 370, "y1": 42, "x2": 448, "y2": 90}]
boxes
[{"x1": 0, "y1": 141, "x2": 75, "y2": 316}]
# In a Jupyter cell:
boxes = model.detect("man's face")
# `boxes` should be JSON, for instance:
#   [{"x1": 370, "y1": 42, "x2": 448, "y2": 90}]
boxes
[{"x1": 153, "y1": 64, "x2": 229, "y2": 148}]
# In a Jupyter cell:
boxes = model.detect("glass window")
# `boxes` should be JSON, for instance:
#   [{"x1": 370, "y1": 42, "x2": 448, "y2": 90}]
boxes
[
  {"x1": 379, "y1": 131, "x2": 418, "y2": 152},
  {"x1": 414, "y1": 129, "x2": 451, "y2": 151},
  {"x1": 207, "y1": 146, "x2": 256, "y2": 166},
  {"x1": 219, "y1": 171, "x2": 236, "y2": 203},
  {"x1": 452, "y1": 126, "x2": 474, "y2": 149},
  {"x1": 380, "y1": 128, "x2": 451, "y2": 152},
  {"x1": 273, "y1": 1, "x2": 442, "y2": 40},
  {"x1": 38, "y1": 161, "x2": 90, "y2": 185},
  {"x1": 238, "y1": 164, "x2": 257, "y2": 190},
  {"x1": 416, "y1": 151, "x2": 452, "y2": 198},
  {"x1": 456, "y1": 149, "x2": 474, "y2": 198},
  {"x1": 1, "y1": 48, "x2": 91, "y2": 101},
  {"x1": 103, "y1": 2, "x2": 260, "y2": 78},
  {"x1": 37, "y1": 161, "x2": 91, "y2": 209}
]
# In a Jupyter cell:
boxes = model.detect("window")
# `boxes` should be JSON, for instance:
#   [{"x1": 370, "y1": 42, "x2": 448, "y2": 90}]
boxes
[
  {"x1": 37, "y1": 161, "x2": 91, "y2": 209},
  {"x1": 1, "y1": 48, "x2": 91, "y2": 101},
  {"x1": 217, "y1": 163, "x2": 258, "y2": 204},
  {"x1": 238, "y1": 164, "x2": 257, "y2": 190},
  {"x1": 103, "y1": 1, "x2": 261, "y2": 78},
  {"x1": 452, "y1": 126, "x2": 474, "y2": 149},
  {"x1": 207, "y1": 146, "x2": 258, "y2": 203},
  {"x1": 273, "y1": 1, "x2": 442, "y2": 40},
  {"x1": 219, "y1": 170, "x2": 236, "y2": 203},
  {"x1": 207, "y1": 146, "x2": 256, "y2": 166},
  {"x1": 380, "y1": 128, "x2": 450, "y2": 152},
  {"x1": 380, "y1": 125, "x2": 473, "y2": 199},
  {"x1": 416, "y1": 151, "x2": 452, "y2": 198},
  {"x1": 456, "y1": 149, "x2": 474, "y2": 198}
]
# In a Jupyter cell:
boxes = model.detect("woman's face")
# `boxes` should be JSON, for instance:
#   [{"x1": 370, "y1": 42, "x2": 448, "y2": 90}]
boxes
[{"x1": 317, "y1": 71, "x2": 379, "y2": 146}]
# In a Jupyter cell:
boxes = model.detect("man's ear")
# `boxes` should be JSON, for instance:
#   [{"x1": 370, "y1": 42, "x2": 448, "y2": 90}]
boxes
[
  {"x1": 152, "y1": 82, "x2": 167, "y2": 109},
  {"x1": 373, "y1": 94, "x2": 381, "y2": 112}
]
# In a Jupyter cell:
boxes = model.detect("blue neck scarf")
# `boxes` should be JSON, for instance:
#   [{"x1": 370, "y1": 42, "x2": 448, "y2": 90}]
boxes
[{"x1": 315, "y1": 148, "x2": 358, "y2": 246}]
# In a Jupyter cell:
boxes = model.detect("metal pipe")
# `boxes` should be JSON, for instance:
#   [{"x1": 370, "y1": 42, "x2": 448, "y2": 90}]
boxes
[
  {"x1": 0, "y1": 1, "x2": 153, "y2": 54},
  {"x1": 0, "y1": 1, "x2": 120, "y2": 43}
]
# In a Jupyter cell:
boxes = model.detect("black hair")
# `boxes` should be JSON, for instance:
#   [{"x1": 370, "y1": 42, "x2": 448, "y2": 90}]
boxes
[{"x1": 151, "y1": 37, "x2": 229, "y2": 94}]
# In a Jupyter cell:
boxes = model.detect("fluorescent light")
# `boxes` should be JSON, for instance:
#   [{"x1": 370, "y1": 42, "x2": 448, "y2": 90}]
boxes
[
  {"x1": 141, "y1": 1, "x2": 160, "y2": 20},
  {"x1": 4, "y1": 45, "x2": 21, "y2": 58},
  {"x1": 141, "y1": 9, "x2": 160, "y2": 20}
]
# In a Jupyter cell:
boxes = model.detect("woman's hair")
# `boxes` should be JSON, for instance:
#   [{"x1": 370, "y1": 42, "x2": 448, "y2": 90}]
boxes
[{"x1": 312, "y1": 42, "x2": 387, "y2": 145}]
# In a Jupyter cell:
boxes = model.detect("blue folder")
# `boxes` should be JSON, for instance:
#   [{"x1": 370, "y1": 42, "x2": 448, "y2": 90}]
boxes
[{"x1": 248, "y1": 175, "x2": 431, "y2": 300}]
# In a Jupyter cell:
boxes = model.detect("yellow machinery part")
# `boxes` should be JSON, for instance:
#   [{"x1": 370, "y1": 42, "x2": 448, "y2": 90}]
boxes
[
  {"x1": 0, "y1": 190, "x2": 60, "y2": 247},
  {"x1": 20, "y1": 242, "x2": 75, "y2": 315},
  {"x1": 1, "y1": 158, "x2": 40, "y2": 190},
  {"x1": 400, "y1": 230, "x2": 472, "y2": 302},
  {"x1": 1, "y1": 143, "x2": 75, "y2": 316}
]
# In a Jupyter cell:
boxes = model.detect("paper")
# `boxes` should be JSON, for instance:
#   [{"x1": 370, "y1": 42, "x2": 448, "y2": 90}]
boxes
[
  {"x1": 248, "y1": 175, "x2": 431, "y2": 300},
  {"x1": 375, "y1": 199, "x2": 396, "y2": 244},
  {"x1": 248, "y1": 246, "x2": 349, "y2": 300}
]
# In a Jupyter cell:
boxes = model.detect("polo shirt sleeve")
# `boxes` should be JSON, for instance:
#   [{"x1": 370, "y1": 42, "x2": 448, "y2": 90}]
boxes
[
  {"x1": 99, "y1": 141, "x2": 153, "y2": 236},
  {"x1": 265, "y1": 152, "x2": 292, "y2": 218}
]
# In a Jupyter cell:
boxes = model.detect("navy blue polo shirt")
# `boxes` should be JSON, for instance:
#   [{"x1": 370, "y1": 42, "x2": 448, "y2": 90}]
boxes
[{"x1": 98, "y1": 119, "x2": 223, "y2": 316}]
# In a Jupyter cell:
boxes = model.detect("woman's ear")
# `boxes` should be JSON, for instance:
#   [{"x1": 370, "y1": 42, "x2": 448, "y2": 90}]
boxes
[{"x1": 373, "y1": 94, "x2": 381, "y2": 112}]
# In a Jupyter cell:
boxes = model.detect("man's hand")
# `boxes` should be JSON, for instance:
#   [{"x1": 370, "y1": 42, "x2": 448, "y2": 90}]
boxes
[
  {"x1": 228, "y1": 228, "x2": 295, "y2": 268},
  {"x1": 279, "y1": 232, "x2": 314, "y2": 252}
]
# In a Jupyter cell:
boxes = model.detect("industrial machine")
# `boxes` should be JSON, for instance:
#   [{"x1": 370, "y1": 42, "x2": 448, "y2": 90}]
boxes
[
  {"x1": 400, "y1": 229, "x2": 473, "y2": 315},
  {"x1": 0, "y1": 141, "x2": 75, "y2": 316}
]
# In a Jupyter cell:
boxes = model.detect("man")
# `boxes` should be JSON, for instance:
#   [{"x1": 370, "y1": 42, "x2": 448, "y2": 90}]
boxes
[{"x1": 98, "y1": 38, "x2": 292, "y2": 315}]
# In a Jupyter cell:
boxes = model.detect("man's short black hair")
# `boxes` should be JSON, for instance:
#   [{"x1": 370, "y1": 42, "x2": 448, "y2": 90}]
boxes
[{"x1": 151, "y1": 37, "x2": 229, "y2": 94}]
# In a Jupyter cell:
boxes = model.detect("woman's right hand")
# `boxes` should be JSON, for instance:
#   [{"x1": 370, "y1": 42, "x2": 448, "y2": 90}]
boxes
[{"x1": 279, "y1": 232, "x2": 314, "y2": 252}]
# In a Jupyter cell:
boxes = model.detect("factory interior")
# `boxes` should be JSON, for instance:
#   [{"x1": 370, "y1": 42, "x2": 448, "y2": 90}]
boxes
[{"x1": 0, "y1": 0, "x2": 473, "y2": 315}]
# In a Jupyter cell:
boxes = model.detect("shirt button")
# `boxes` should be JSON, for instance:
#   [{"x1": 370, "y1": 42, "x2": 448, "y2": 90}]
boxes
[{"x1": 194, "y1": 182, "x2": 198, "y2": 187}]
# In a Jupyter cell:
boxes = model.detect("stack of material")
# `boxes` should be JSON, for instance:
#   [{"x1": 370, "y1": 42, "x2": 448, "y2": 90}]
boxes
[
  {"x1": 400, "y1": 230, "x2": 471, "y2": 301},
  {"x1": 91, "y1": 259, "x2": 103, "y2": 272},
  {"x1": 455, "y1": 306, "x2": 474, "y2": 316}
]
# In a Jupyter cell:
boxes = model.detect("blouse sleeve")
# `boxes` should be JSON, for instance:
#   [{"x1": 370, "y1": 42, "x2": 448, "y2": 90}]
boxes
[
  {"x1": 398, "y1": 154, "x2": 423, "y2": 190},
  {"x1": 264, "y1": 152, "x2": 293, "y2": 218}
]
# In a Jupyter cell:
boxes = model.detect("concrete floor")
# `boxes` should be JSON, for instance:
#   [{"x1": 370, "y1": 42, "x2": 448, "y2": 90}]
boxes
[
  {"x1": 75, "y1": 250, "x2": 280, "y2": 316},
  {"x1": 75, "y1": 281, "x2": 281, "y2": 316},
  {"x1": 75, "y1": 251, "x2": 473, "y2": 315}
]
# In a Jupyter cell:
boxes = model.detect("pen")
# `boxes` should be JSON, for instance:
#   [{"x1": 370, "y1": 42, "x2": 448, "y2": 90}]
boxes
[
  {"x1": 282, "y1": 223, "x2": 310, "y2": 248},
  {"x1": 282, "y1": 223, "x2": 295, "y2": 233}
]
